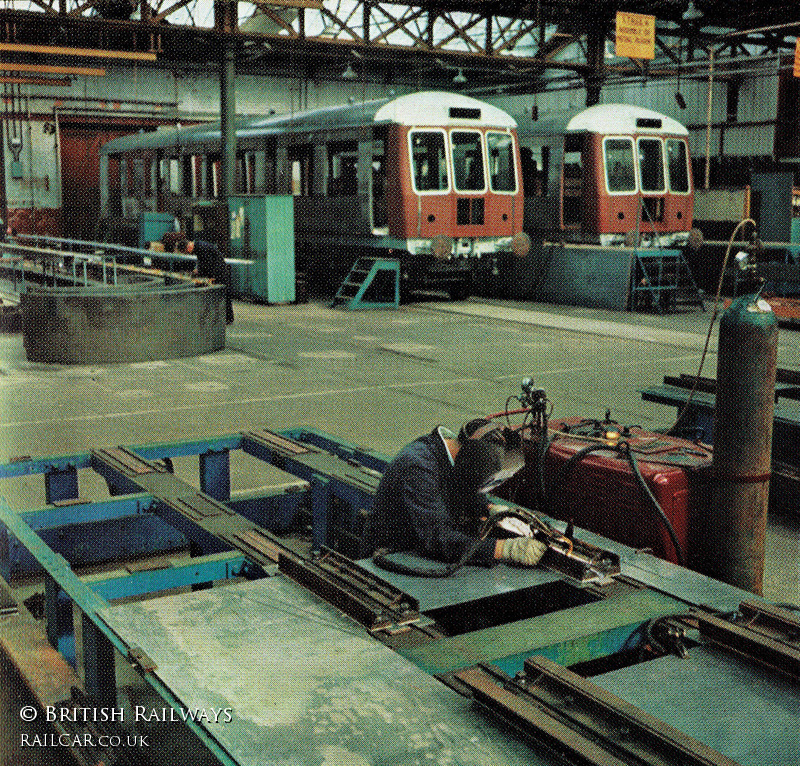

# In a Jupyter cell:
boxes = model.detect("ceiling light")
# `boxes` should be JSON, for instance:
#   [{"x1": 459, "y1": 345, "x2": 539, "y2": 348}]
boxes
[
  {"x1": 453, "y1": 68, "x2": 467, "y2": 84},
  {"x1": 341, "y1": 62, "x2": 357, "y2": 81},
  {"x1": 683, "y1": 1, "x2": 703, "y2": 21}
]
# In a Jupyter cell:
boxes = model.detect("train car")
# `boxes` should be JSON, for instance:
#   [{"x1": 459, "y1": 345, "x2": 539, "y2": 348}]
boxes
[
  {"x1": 520, "y1": 103, "x2": 694, "y2": 247},
  {"x1": 99, "y1": 92, "x2": 530, "y2": 300}
]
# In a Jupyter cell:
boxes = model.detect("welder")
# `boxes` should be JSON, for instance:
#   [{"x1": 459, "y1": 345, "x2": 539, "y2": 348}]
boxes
[{"x1": 364, "y1": 419, "x2": 547, "y2": 569}]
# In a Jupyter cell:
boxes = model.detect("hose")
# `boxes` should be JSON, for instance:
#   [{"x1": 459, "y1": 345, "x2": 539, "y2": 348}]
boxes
[
  {"x1": 371, "y1": 508, "x2": 555, "y2": 579},
  {"x1": 667, "y1": 218, "x2": 756, "y2": 437}
]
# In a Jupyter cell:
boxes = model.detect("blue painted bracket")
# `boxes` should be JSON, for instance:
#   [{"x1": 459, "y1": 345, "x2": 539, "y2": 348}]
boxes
[
  {"x1": 200, "y1": 449, "x2": 231, "y2": 501},
  {"x1": 45, "y1": 465, "x2": 79, "y2": 504}
]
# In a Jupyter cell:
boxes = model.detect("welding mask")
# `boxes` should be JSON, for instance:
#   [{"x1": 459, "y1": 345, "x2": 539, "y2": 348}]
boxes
[{"x1": 454, "y1": 421, "x2": 525, "y2": 495}]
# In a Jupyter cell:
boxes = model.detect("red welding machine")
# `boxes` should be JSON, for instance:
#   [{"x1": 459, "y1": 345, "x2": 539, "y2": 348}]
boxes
[{"x1": 500, "y1": 416, "x2": 713, "y2": 565}]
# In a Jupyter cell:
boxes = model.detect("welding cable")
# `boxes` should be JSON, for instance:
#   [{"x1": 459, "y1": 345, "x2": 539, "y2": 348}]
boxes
[
  {"x1": 667, "y1": 218, "x2": 757, "y2": 437},
  {"x1": 620, "y1": 443, "x2": 685, "y2": 566},
  {"x1": 534, "y1": 406, "x2": 550, "y2": 513},
  {"x1": 371, "y1": 508, "x2": 552, "y2": 579},
  {"x1": 547, "y1": 441, "x2": 685, "y2": 566}
]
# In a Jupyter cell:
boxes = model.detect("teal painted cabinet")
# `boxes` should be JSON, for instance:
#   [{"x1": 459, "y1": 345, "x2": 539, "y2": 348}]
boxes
[{"x1": 228, "y1": 195, "x2": 295, "y2": 303}]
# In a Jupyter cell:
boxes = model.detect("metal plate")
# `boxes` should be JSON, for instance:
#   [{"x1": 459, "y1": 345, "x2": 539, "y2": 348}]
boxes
[
  {"x1": 593, "y1": 643, "x2": 800, "y2": 766},
  {"x1": 357, "y1": 553, "x2": 563, "y2": 612},
  {"x1": 100, "y1": 577, "x2": 549, "y2": 766}
]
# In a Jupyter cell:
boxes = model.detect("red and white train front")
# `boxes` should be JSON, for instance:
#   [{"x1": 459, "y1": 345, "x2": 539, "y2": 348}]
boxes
[
  {"x1": 376, "y1": 93, "x2": 529, "y2": 267},
  {"x1": 560, "y1": 104, "x2": 693, "y2": 247}
]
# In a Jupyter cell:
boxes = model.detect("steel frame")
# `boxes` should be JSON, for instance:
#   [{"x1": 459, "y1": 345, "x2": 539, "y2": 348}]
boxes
[
  {"x1": 1, "y1": 2, "x2": 798, "y2": 93},
  {"x1": 0, "y1": 426, "x2": 408, "y2": 765},
  {"x1": 1, "y1": 424, "x2": 799, "y2": 766}
]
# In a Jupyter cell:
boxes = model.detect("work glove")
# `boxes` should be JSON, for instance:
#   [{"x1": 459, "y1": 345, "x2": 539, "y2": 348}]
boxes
[{"x1": 498, "y1": 536, "x2": 547, "y2": 567}]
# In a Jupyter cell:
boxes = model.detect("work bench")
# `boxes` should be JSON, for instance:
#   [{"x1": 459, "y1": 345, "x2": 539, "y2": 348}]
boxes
[{"x1": 640, "y1": 372, "x2": 800, "y2": 513}]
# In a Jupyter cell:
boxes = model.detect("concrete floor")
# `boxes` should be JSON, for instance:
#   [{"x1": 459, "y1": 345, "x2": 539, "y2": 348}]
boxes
[{"x1": 0, "y1": 295, "x2": 798, "y2": 764}]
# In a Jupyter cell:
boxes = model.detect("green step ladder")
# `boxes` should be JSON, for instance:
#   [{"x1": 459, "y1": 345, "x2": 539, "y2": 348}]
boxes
[
  {"x1": 332, "y1": 257, "x2": 400, "y2": 310},
  {"x1": 630, "y1": 249, "x2": 705, "y2": 313}
]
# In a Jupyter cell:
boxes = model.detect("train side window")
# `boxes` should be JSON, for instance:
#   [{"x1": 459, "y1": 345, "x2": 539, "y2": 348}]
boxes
[
  {"x1": 410, "y1": 131, "x2": 448, "y2": 192},
  {"x1": 131, "y1": 157, "x2": 147, "y2": 199},
  {"x1": 666, "y1": 139, "x2": 690, "y2": 193},
  {"x1": 328, "y1": 141, "x2": 358, "y2": 196},
  {"x1": 487, "y1": 132, "x2": 517, "y2": 193},
  {"x1": 179, "y1": 155, "x2": 189, "y2": 197},
  {"x1": 288, "y1": 144, "x2": 314, "y2": 196},
  {"x1": 452, "y1": 131, "x2": 485, "y2": 192},
  {"x1": 604, "y1": 137, "x2": 636, "y2": 193},
  {"x1": 637, "y1": 138, "x2": 665, "y2": 193}
]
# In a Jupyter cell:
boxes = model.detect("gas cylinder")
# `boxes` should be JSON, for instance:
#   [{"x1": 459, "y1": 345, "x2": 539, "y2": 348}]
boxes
[{"x1": 695, "y1": 294, "x2": 777, "y2": 593}]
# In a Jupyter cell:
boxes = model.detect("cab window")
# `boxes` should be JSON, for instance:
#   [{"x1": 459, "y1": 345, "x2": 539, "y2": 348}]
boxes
[
  {"x1": 666, "y1": 139, "x2": 690, "y2": 193},
  {"x1": 487, "y1": 132, "x2": 517, "y2": 192},
  {"x1": 637, "y1": 137, "x2": 665, "y2": 193},
  {"x1": 451, "y1": 131, "x2": 485, "y2": 192},
  {"x1": 603, "y1": 137, "x2": 636, "y2": 193},
  {"x1": 410, "y1": 131, "x2": 448, "y2": 192}
]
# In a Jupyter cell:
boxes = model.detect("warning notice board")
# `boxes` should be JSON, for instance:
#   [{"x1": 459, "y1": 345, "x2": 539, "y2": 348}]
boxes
[{"x1": 615, "y1": 11, "x2": 655, "y2": 60}]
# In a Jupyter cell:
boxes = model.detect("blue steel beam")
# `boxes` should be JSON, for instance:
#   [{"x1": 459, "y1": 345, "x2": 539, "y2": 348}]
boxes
[
  {"x1": 282, "y1": 427, "x2": 390, "y2": 473},
  {"x1": 127, "y1": 434, "x2": 242, "y2": 461},
  {"x1": 19, "y1": 494, "x2": 155, "y2": 529},
  {"x1": 0, "y1": 452, "x2": 92, "y2": 479},
  {"x1": 84, "y1": 552, "x2": 254, "y2": 601},
  {"x1": 2, "y1": 495, "x2": 188, "y2": 579},
  {"x1": 0, "y1": 496, "x2": 246, "y2": 766}
]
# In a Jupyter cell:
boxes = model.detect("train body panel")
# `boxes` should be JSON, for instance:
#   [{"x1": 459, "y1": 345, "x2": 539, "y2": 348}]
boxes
[{"x1": 99, "y1": 91, "x2": 527, "y2": 299}]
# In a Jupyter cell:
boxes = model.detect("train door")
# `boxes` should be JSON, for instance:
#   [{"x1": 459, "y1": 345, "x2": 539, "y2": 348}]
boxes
[
  {"x1": 408, "y1": 128, "x2": 450, "y2": 237},
  {"x1": 486, "y1": 131, "x2": 518, "y2": 234},
  {"x1": 451, "y1": 129, "x2": 486, "y2": 231},
  {"x1": 637, "y1": 136, "x2": 666, "y2": 224},
  {"x1": 59, "y1": 122, "x2": 133, "y2": 240},
  {"x1": 561, "y1": 133, "x2": 584, "y2": 230}
]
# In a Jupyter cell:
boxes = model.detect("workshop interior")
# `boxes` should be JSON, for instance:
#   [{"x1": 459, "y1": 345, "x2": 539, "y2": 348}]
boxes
[{"x1": 0, "y1": 2, "x2": 799, "y2": 765}]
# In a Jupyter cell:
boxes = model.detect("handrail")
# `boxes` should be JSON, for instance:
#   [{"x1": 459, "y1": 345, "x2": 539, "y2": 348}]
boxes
[{"x1": 0, "y1": 237, "x2": 205, "y2": 296}]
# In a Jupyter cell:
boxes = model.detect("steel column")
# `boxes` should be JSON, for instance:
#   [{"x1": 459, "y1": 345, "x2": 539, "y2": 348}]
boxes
[{"x1": 81, "y1": 613, "x2": 118, "y2": 711}]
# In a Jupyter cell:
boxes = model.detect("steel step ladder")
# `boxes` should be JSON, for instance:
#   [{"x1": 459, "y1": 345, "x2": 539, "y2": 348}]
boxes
[
  {"x1": 630, "y1": 250, "x2": 705, "y2": 313},
  {"x1": 332, "y1": 257, "x2": 400, "y2": 310}
]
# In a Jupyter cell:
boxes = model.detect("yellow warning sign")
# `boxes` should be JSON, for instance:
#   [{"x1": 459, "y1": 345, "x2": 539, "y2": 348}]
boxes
[
  {"x1": 794, "y1": 38, "x2": 800, "y2": 77},
  {"x1": 615, "y1": 12, "x2": 655, "y2": 60}
]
